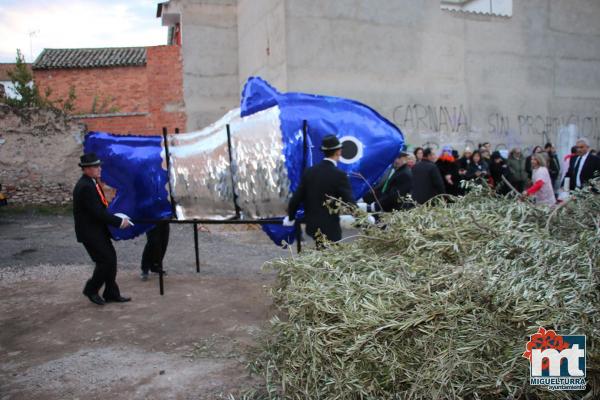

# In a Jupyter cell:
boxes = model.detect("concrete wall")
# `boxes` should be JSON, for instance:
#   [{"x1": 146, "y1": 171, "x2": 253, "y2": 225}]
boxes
[
  {"x1": 282, "y1": 0, "x2": 600, "y2": 157},
  {"x1": 175, "y1": 0, "x2": 600, "y2": 158},
  {"x1": 237, "y1": 0, "x2": 288, "y2": 90},
  {"x1": 173, "y1": 0, "x2": 239, "y2": 130}
]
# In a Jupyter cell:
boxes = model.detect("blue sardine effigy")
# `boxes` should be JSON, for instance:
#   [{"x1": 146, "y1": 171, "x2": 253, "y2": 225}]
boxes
[{"x1": 85, "y1": 77, "x2": 404, "y2": 244}]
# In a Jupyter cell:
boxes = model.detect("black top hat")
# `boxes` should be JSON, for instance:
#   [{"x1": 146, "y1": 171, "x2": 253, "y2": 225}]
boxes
[
  {"x1": 320, "y1": 135, "x2": 342, "y2": 151},
  {"x1": 79, "y1": 153, "x2": 102, "y2": 167}
]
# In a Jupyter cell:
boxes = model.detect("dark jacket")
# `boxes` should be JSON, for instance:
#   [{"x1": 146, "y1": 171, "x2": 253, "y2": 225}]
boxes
[
  {"x1": 506, "y1": 155, "x2": 527, "y2": 183},
  {"x1": 565, "y1": 153, "x2": 600, "y2": 190},
  {"x1": 457, "y1": 157, "x2": 471, "y2": 171},
  {"x1": 374, "y1": 164, "x2": 413, "y2": 211},
  {"x1": 73, "y1": 175, "x2": 122, "y2": 243},
  {"x1": 411, "y1": 159, "x2": 445, "y2": 204},
  {"x1": 436, "y1": 158, "x2": 460, "y2": 196},
  {"x1": 466, "y1": 160, "x2": 489, "y2": 180},
  {"x1": 363, "y1": 166, "x2": 393, "y2": 205},
  {"x1": 547, "y1": 151, "x2": 561, "y2": 183},
  {"x1": 489, "y1": 157, "x2": 514, "y2": 195},
  {"x1": 288, "y1": 160, "x2": 355, "y2": 242},
  {"x1": 489, "y1": 160, "x2": 504, "y2": 185}
]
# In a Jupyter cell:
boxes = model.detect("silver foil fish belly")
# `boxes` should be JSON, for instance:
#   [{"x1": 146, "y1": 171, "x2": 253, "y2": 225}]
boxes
[{"x1": 167, "y1": 106, "x2": 290, "y2": 220}]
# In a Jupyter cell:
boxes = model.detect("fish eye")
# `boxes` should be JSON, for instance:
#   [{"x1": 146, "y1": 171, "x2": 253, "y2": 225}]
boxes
[{"x1": 339, "y1": 136, "x2": 364, "y2": 164}]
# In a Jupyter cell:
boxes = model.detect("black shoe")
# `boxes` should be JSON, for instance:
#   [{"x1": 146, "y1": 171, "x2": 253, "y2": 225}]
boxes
[
  {"x1": 84, "y1": 293, "x2": 105, "y2": 306},
  {"x1": 104, "y1": 295, "x2": 131, "y2": 303}
]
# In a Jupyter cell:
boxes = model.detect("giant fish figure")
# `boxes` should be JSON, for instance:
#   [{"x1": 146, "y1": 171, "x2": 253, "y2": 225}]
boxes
[{"x1": 85, "y1": 77, "x2": 404, "y2": 244}]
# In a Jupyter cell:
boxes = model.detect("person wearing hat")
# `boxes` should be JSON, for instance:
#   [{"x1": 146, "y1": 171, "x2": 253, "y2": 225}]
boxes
[
  {"x1": 359, "y1": 151, "x2": 413, "y2": 212},
  {"x1": 285, "y1": 135, "x2": 355, "y2": 246},
  {"x1": 73, "y1": 153, "x2": 132, "y2": 306}
]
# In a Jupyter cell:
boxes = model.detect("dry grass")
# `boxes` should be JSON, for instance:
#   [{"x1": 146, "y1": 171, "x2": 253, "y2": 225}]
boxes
[{"x1": 244, "y1": 183, "x2": 599, "y2": 399}]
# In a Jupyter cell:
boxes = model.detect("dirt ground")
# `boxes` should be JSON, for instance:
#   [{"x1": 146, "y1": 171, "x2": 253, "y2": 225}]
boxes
[{"x1": 0, "y1": 210, "x2": 293, "y2": 399}]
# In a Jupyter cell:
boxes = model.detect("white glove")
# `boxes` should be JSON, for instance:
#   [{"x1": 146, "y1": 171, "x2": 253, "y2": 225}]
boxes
[
  {"x1": 367, "y1": 215, "x2": 376, "y2": 224},
  {"x1": 282, "y1": 216, "x2": 295, "y2": 227},
  {"x1": 339, "y1": 214, "x2": 356, "y2": 229},
  {"x1": 356, "y1": 202, "x2": 368, "y2": 212},
  {"x1": 115, "y1": 213, "x2": 134, "y2": 228},
  {"x1": 370, "y1": 202, "x2": 377, "y2": 212}
]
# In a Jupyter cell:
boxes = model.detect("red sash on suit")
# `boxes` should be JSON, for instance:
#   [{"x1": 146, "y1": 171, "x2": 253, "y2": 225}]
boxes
[{"x1": 95, "y1": 181, "x2": 108, "y2": 207}]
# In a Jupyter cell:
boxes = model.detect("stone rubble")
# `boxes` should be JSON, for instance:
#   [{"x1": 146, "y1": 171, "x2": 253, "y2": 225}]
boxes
[{"x1": 0, "y1": 104, "x2": 86, "y2": 205}]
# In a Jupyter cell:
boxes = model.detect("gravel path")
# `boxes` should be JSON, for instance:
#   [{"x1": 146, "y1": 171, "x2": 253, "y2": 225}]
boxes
[
  {"x1": 0, "y1": 211, "x2": 289, "y2": 279},
  {"x1": 0, "y1": 210, "x2": 295, "y2": 399}
]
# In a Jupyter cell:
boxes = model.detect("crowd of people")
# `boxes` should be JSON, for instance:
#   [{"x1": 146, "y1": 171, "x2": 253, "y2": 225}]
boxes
[
  {"x1": 360, "y1": 138, "x2": 600, "y2": 211},
  {"x1": 285, "y1": 135, "x2": 600, "y2": 250}
]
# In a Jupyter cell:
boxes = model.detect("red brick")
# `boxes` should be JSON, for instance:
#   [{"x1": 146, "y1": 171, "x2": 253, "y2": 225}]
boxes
[{"x1": 33, "y1": 45, "x2": 186, "y2": 135}]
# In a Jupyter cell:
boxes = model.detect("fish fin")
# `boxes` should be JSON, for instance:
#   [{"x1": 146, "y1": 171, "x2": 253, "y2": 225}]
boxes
[{"x1": 241, "y1": 76, "x2": 280, "y2": 117}]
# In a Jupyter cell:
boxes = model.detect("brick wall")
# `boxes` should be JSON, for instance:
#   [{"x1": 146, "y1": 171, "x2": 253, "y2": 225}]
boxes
[
  {"x1": 82, "y1": 113, "x2": 151, "y2": 134},
  {"x1": 34, "y1": 45, "x2": 186, "y2": 135},
  {"x1": 146, "y1": 46, "x2": 186, "y2": 134}
]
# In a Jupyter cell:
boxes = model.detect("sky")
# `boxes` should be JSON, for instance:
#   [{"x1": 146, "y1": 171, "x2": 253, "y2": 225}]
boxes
[{"x1": 0, "y1": 0, "x2": 168, "y2": 63}]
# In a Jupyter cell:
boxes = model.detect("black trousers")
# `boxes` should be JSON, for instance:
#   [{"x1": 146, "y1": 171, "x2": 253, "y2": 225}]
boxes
[
  {"x1": 141, "y1": 223, "x2": 170, "y2": 273},
  {"x1": 82, "y1": 236, "x2": 121, "y2": 299}
]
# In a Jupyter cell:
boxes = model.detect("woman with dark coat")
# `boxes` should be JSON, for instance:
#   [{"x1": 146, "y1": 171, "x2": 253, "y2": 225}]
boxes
[
  {"x1": 489, "y1": 151, "x2": 513, "y2": 195},
  {"x1": 435, "y1": 147, "x2": 460, "y2": 196},
  {"x1": 466, "y1": 151, "x2": 489, "y2": 183},
  {"x1": 506, "y1": 148, "x2": 527, "y2": 192},
  {"x1": 456, "y1": 147, "x2": 473, "y2": 194},
  {"x1": 544, "y1": 142, "x2": 561, "y2": 189}
]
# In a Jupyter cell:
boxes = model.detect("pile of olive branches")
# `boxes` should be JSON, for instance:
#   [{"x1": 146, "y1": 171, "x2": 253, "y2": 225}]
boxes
[{"x1": 246, "y1": 183, "x2": 599, "y2": 400}]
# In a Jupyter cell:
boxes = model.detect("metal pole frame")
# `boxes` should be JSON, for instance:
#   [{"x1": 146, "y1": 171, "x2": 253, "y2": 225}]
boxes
[
  {"x1": 159, "y1": 127, "x2": 178, "y2": 295},
  {"x1": 133, "y1": 217, "x2": 286, "y2": 295},
  {"x1": 295, "y1": 119, "x2": 308, "y2": 253},
  {"x1": 148, "y1": 120, "x2": 309, "y2": 295},
  {"x1": 226, "y1": 124, "x2": 242, "y2": 218}
]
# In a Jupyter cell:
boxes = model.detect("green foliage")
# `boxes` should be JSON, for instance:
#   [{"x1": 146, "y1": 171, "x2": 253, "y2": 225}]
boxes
[
  {"x1": 248, "y1": 185, "x2": 600, "y2": 399},
  {"x1": 90, "y1": 94, "x2": 119, "y2": 115},
  {"x1": 51, "y1": 85, "x2": 77, "y2": 113},
  {"x1": 2, "y1": 49, "x2": 120, "y2": 115},
  {"x1": 63, "y1": 85, "x2": 77, "y2": 113},
  {"x1": 1, "y1": 49, "x2": 76, "y2": 112},
  {"x1": 1, "y1": 49, "x2": 49, "y2": 109}
]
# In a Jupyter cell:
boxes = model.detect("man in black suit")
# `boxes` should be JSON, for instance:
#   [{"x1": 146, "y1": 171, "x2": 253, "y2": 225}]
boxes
[
  {"x1": 73, "y1": 153, "x2": 132, "y2": 306},
  {"x1": 286, "y1": 135, "x2": 355, "y2": 245},
  {"x1": 361, "y1": 151, "x2": 413, "y2": 212},
  {"x1": 411, "y1": 147, "x2": 446, "y2": 204},
  {"x1": 565, "y1": 138, "x2": 600, "y2": 191}
]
